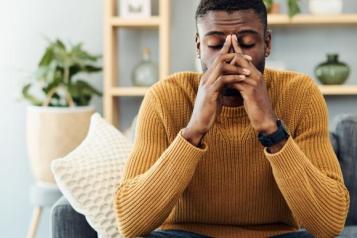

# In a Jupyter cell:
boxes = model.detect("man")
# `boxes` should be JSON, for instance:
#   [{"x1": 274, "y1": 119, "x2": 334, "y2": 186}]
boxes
[{"x1": 114, "y1": 0, "x2": 350, "y2": 237}]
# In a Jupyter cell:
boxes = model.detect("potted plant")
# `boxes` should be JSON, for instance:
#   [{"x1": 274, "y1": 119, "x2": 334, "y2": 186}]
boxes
[
  {"x1": 263, "y1": 0, "x2": 301, "y2": 18},
  {"x1": 23, "y1": 39, "x2": 102, "y2": 184}
]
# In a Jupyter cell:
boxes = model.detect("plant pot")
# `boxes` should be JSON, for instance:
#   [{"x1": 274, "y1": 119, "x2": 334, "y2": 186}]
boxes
[
  {"x1": 309, "y1": 0, "x2": 343, "y2": 15},
  {"x1": 270, "y1": 3, "x2": 281, "y2": 14},
  {"x1": 315, "y1": 54, "x2": 350, "y2": 85},
  {"x1": 26, "y1": 106, "x2": 95, "y2": 184}
]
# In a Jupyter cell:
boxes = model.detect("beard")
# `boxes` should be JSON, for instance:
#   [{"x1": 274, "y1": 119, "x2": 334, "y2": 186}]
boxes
[{"x1": 201, "y1": 57, "x2": 265, "y2": 97}]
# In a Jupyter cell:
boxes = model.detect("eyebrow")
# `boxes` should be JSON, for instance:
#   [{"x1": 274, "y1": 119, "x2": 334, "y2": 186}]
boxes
[{"x1": 204, "y1": 29, "x2": 260, "y2": 37}]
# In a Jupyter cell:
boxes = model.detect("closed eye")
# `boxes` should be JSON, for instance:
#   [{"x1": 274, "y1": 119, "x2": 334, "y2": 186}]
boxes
[
  {"x1": 208, "y1": 45, "x2": 223, "y2": 50},
  {"x1": 240, "y1": 43, "x2": 255, "y2": 49}
]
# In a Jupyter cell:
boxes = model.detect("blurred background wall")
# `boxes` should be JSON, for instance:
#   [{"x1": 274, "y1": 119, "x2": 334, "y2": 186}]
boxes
[{"x1": 0, "y1": 0, "x2": 356, "y2": 237}]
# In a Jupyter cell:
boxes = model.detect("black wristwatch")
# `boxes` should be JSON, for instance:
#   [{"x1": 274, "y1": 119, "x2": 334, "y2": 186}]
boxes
[{"x1": 258, "y1": 119, "x2": 290, "y2": 147}]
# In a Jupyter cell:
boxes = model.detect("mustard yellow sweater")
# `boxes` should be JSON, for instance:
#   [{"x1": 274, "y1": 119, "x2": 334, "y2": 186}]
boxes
[{"x1": 114, "y1": 69, "x2": 349, "y2": 238}]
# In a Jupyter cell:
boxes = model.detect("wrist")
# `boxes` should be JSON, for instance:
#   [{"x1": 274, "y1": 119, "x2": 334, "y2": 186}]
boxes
[
  {"x1": 182, "y1": 127, "x2": 205, "y2": 147},
  {"x1": 267, "y1": 139, "x2": 288, "y2": 154},
  {"x1": 256, "y1": 118, "x2": 278, "y2": 134}
]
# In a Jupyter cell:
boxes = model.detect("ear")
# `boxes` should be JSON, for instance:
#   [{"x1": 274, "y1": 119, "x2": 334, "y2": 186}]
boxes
[
  {"x1": 264, "y1": 30, "x2": 272, "y2": 58},
  {"x1": 195, "y1": 33, "x2": 201, "y2": 59}
]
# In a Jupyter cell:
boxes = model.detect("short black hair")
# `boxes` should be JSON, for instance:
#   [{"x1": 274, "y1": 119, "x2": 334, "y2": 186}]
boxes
[{"x1": 195, "y1": 0, "x2": 268, "y2": 32}]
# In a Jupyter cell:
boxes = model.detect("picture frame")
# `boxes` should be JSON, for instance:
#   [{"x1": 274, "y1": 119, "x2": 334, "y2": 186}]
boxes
[{"x1": 120, "y1": 0, "x2": 151, "y2": 18}]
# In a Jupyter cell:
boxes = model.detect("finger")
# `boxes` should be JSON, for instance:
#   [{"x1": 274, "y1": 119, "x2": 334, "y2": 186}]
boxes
[
  {"x1": 233, "y1": 77, "x2": 259, "y2": 88},
  {"x1": 202, "y1": 53, "x2": 236, "y2": 84},
  {"x1": 208, "y1": 61, "x2": 251, "y2": 85},
  {"x1": 244, "y1": 55, "x2": 253, "y2": 61},
  {"x1": 232, "y1": 34, "x2": 243, "y2": 54},
  {"x1": 220, "y1": 35, "x2": 232, "y2": 54},
  {"x1": 232, "y1": 35, "x2": 253, "y2": 61},
  {"x1": 207, "y1": 54, "x2": 236, "y2": 84},
  {"x1": 231, "y1": 82, "x2": 247, "y2": 94},
  {"x1": 230, "y1": 53, "x2": 251, "y2": 69},
  {"x1": 212, "y1": 74, "x2": 247, "y2": 91}
]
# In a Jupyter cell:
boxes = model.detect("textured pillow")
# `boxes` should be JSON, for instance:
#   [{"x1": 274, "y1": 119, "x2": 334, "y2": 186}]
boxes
[{"x1": 51, "y1": 113, "x2": 132, "y2": 238}]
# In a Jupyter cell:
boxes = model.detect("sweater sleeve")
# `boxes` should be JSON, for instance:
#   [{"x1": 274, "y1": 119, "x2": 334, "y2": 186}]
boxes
[
  {"x1": 264, "y1": 82, "x2": 350, "y2": 238},
  {"x1": 113, "y1": 90, "x2": 207, "y2": 238}
]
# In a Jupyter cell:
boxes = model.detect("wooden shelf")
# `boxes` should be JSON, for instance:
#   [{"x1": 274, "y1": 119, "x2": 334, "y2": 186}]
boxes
[
  {"x1": 268, "y1": 14, "x2": 357, "y2": 26},
  {"x1": 318, "y1": 85, "x2": 357, "y2": 95},
  {"x1": 111, "y1": 17, "x2": 161, "y2": 28},
  {"x1": 111, "y1": 87, "x2": 149, "y2": 96},
  {"x1": 104, "y1": 0, "x2": 170, "y2": 127}
]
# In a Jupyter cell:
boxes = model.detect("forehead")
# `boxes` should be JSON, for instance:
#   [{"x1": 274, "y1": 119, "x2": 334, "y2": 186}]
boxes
[{"x1": 197, "y1": 10, "x2": 264, "y2": 36}]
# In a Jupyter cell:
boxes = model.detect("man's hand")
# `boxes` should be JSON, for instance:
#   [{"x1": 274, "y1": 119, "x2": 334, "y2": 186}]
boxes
[
  {"x1": 182, "y1": 35, "x2": 250, "y2": 146},
  {"x1": 229, "y1": 34, "x2": 278, "y2": 135}
]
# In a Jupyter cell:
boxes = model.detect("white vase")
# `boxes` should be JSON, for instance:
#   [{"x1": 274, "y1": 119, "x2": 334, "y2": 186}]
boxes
[
  {"x1": 26, "y1": 106, "x2": 95, "y2": 184},
  {"x1": 309, "y1": 0, "x2": 343, "y2": 15}
]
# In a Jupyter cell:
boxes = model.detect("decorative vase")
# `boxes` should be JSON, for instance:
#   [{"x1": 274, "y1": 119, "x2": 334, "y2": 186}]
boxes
[
  {"x1": 315, "y1": 54, "x2": 350, "y2": 85},
  {"x1": 26, "y1": 106, "x2": 94, "y2": 184},
  {"x1": 132, "y1": 48, "x2": 158, "y2": 87},
  {"x1": 309, "y1": 0, "x2": 343, "y2": 15}
]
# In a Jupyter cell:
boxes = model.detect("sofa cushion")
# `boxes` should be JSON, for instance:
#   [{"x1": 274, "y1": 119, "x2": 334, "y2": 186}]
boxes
[
  {"x1": 51, "y1": 196, "x2": 97, "y2": 238},
  {"x1": 51, "y1": 113, "x2": 131, "y2": 238},
  {"x1": 334, "y1": 114, "x2": 357, "y2": 226}
]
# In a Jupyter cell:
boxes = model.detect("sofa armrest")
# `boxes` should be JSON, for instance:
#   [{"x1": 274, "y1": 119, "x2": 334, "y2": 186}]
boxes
[
  {"x1": 50, "y1": 196, "x2": 97, "y2": 238},
  {"x1": 333, "y1": 114, "x2": 357, "y2": 226}
]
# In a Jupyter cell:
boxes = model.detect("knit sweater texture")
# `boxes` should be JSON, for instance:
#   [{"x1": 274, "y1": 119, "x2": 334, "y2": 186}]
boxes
[{"x1": 114, "y1": 69, "x2": 349, "y2": 238}]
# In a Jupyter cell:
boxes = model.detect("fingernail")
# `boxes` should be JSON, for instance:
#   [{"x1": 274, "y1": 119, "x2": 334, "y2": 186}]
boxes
[
  {"x1": 244, "y1": 55, "x2": 253, "y2": 61},
  {"x1": 243, "y1": 69, "x2": 251, "y2": 75},
  {"x1": 232, "y1": 34, "x2": 237, "y2": 41},
  {"x1": 226, "y1": 35, "x2": 231, "y2": 41},
  {"x1": 239, "y1": 75, "x2": 246, "y2": 80}
]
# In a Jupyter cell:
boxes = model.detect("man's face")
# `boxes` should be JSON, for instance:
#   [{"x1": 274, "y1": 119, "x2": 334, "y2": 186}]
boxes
[{"x1": 196, "y1": 10, "x2": 271, "y2": 73}]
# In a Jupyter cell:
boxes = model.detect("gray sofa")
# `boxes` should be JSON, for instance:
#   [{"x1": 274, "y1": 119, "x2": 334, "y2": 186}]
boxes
[{"x1": 51, "y1": 114, "x2": 357, "y2": 238}]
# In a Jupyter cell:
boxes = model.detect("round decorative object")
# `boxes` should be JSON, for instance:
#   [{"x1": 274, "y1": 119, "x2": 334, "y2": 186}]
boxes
[
  {"x1": 132, "y1": 48, "x2": 158, "y2": 87},
  {"x1": 315, "y1": 54, "x2": 350, "y2": 85},
  {"x1": 309, "y1": 0, "x2": 343, "y2": 15}
]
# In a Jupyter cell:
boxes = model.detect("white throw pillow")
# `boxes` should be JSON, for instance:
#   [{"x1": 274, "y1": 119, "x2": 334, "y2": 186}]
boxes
[{"x1": 51, "y1": 113, "x2": 132, "y2": 238}]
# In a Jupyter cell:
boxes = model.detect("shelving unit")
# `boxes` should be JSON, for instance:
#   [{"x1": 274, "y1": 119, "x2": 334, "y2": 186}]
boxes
[
  {"x1": 268, "y1": 13, "x2": 357, "y2": 97},
  {"x1": 268, "y1": 14, "x2": 357, "y2": 26},
  {"x1": 104, "y1": 0, "x2": 170, "y2": 127},
  {"x1": 104, "y1": 8, "x2": 357, "y2": 127},
  {"x1": 319, "y1": 85, "x2": 357, "y2": 95}
]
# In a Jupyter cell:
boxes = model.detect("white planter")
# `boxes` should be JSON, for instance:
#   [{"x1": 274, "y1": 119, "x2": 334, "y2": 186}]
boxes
[
  {"x1": 26, "y1": 106, "x2": 95, "y2": 184},
  {"x1": 309, "y1": 0, "x2": 343, "y2": 15}
]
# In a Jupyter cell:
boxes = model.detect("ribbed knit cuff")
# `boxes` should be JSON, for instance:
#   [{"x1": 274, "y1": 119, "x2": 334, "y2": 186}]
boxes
[
  {"x1": 264, "y1": 136, "x2": 307, "y2": 178},
  {"x1": 175, "y1": 129, "x2": 208, "y2": 155}
]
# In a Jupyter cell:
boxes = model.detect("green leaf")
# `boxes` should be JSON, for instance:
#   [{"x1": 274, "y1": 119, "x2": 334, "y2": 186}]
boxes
[
  {"x1": 287, "y1": 0, "x2": 301, "y2": 18},
  {"x1": 22, "y1": 84, "x2": 42, "y2": 106},
  {"x1": 71, "y1": 43, "x2": 101, "y2": 62},
  {"x1": 55, "y1": 39, "x2": 66, "y2": 50},
  {"x1": 263, "y1": 0, "x2": 273, "y2": 11},
  {"x1": 83, "y1": 65, "x2": 102, "y2": 73},
  {"x1": 39, "y1": 46, "x2": 54, "y2": 66},
  {"x1": 67, "y1": 80, "x2": 101, "y2": 106},
  {"x1": 69, "y1": 64, "x2": 102, "y2": 78},
  {"x1": 24, "y1": 38, "x2": 102, "y2": 107},
  {"x1": 75, "y1": 80, "x2": 102, "y2": 96}
]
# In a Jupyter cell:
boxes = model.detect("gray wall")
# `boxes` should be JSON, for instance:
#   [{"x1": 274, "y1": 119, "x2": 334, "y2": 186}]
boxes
[{"x1": 1, "y1": 0, "x2": 356, "y2": 237}]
